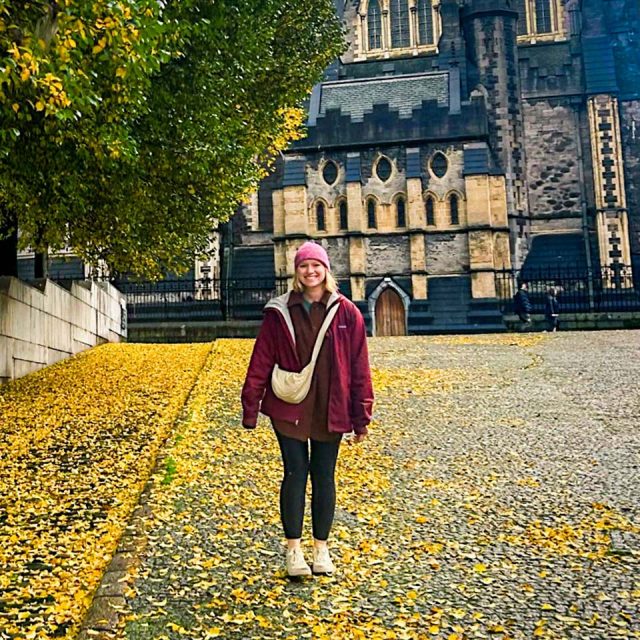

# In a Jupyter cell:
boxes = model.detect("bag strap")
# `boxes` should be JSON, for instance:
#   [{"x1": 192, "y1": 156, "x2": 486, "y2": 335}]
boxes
[{"x1": 308, "y1": 301, "x2": 340, "y2": 367}]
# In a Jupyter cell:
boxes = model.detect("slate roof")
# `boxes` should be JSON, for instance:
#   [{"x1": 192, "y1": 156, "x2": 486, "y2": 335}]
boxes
[{"x1": 317, "y1": 72, "x2": 449, "y2": 122}]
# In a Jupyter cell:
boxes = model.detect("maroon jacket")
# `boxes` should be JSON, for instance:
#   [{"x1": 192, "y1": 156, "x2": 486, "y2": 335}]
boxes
[{"x1": 241, "y1": 291, "x2": 374, "y2": 434}]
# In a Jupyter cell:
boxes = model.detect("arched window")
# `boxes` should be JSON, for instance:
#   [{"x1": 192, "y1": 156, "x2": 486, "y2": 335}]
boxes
[
  {"x1": 339, "y1": 200, "x2": 348, "y2": 230},
  {"x1": 390, "y1": 0, "x2": 410, "y2": 48},
  {"x1": 367, "y1": 199, "x2": 377, "y2": 229},
  {"x1": 425, "y1": 196, "x2": 435, "y2": 226},
  {"x1": 396, "y1": 197, "x2": 406, "y2": 228},
  {"x1": 535, "y1": 0, "x2": 553, "y2": 33},
  {"x1": 367, "y1": 0, "x2": 382, "y2": 50},
  {"x1": 316, "y1": 202, "x2": 326, "y2": 231},
  {"x1": 449, "y1": 194, "x2": 460, "y2": 226},
  {"x1": 417, "y1": 0, "x2": 435, "y2": 45}
]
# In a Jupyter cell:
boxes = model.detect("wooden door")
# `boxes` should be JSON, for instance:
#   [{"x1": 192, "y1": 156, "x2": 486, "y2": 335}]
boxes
[{"x1": 375, "y1": 288, "x2": 406, "y2": 336}]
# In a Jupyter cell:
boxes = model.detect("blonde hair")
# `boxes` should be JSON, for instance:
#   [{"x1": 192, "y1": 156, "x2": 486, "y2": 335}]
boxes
[{"x1": 292, "y1": 269, "x2": 338, "y2": 293}]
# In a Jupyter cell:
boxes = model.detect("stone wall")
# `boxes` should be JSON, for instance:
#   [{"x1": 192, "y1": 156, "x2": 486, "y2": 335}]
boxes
[
  {"x1": 0, "y1": 277, "x2": 126, "y2": 384},
  {"x1": 522, "y1": 99, "x2": 584, "y2": 234},
  {"x1": 426, "y1": 233, "x2": 470, "y2": 275},
  {"x1": 365, "y1": 236, "x2": 411, "y2": 276},
  {"x1": 323, "y1": 237, "x2": 351, "y2": 277},
  {"x1": 305, "y1": 153, "x2": 348, "y2": 200},
  {"x1": 420, "y1": 144, "x2": 465, "y2": 196}
]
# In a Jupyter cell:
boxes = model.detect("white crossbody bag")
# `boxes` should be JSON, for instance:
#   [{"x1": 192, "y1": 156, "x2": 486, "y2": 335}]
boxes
[{"x1": 271, "y1": 302, "x2": 340, "y2": 405}]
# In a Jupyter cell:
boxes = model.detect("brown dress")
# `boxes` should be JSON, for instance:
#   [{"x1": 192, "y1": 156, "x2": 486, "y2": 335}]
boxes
[{"x1": 272, "y1": 290, "x2": 340, "y2": 442}]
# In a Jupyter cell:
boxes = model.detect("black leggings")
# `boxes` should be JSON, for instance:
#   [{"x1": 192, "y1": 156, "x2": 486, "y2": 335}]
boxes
[{"x1": 274, "y1": 430, "x2": 341, "y2": 541}]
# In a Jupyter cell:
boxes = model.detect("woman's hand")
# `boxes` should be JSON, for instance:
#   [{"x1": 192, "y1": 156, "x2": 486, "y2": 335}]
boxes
[{"x1": 351, "y1": 432, "x2": 367, "y2": 444}]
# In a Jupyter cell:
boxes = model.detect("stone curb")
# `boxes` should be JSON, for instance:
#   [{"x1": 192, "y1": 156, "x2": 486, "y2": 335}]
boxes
[{"x1": 76, "y1": 492, "x2": 152, "y2": 640}]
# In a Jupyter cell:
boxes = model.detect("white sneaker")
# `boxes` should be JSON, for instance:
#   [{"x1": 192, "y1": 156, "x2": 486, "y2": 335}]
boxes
[
  {"x1": 312, "y1": 546, "x2": 335, "y2": 575},
  {"x1": 286, "y1": 548, "x2": 311, "y2": 577}
]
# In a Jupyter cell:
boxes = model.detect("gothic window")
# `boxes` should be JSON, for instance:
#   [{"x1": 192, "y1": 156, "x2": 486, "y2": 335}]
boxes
[
  {"x1": 396, "y1": 196, "x2": 406, "y2": 228},
  {"x1": 417, "y1": 0, "x2": 435, "y2": 45},
  {"x1": 376, "y1": 157, "x2": 392, "y2": 181},
  {"x1": 339, "y1": 200, "x2": 348, "y2": 230},
  {"x1": 426, "y1": 196, "x2": 435, "y2": 226},
  {"x1": 518, "y1": 0, "x2": 559, "y2": 36},
  {"x1": 390, "y1": 0, "x2": 411, "y2": 48},
  {"x1": 367, "y1": 198, "x2": 377, "y2": 229},
  {"x1": 449, "y1": 194, "x2": 460, "y2": 226},
  {"x1": 535, "y1": 0, "x2": 553, "y2": 33},
  {"x1": 368, "y1": 0, "x2": 382, "y2": 50},
  {"x1": 430, "y1": 152, "x2": 448, "y2": 178},
  {"x1": 516, "y1": 0, "x2": 528, "y2": 35},
  {"x1": 316, "y1": 202, "x2": 326, "y2": 231},
  {"x1": 322, "y1": 160, "x2": 338, "y2": 185}
]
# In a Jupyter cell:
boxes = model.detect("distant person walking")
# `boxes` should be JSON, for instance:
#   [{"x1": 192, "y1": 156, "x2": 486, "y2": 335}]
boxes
[
  {"x1": 513, "y1": 281, "x2": 532, "y2": 330},
  {"x1": 545, "y1": 287, "x2": 560, "y2": 332},
  {"x1": 241, "y1": 242, "x2": 374, "y2": 578}
]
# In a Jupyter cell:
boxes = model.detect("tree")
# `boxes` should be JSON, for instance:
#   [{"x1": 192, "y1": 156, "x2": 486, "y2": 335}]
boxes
[{"x1": 0, "y1": 0, "x2": 343, "y2": 278}]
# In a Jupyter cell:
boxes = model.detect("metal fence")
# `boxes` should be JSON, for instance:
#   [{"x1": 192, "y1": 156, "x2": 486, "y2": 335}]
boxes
[
  {"x1": 495, "y1": 264, "x2": 640, "y2": 314},
  {"x1": 117, "y1": 277, "x2": 288, "y2": 323}
]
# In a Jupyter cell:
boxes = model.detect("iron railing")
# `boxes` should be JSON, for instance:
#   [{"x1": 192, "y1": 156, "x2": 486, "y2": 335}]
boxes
[
  {"x1": 116, "y1": 277, "x2": 288, "y2": 322},
  {"x1": 495, "y1": 264, "x2": 640, "y2": 314}
]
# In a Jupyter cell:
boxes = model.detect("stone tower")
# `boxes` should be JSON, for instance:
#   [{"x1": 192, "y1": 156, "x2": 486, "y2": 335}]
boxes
[{"x1": 462, "y1": 0, "x2": 529, "y2": 265}]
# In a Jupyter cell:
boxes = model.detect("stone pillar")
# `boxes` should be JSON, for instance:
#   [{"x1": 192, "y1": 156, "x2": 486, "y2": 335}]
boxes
[
  {"x1": 345, "y1": 152, "x2": 366, "y2": 301},
  {"x1": 588, "y1": 95, "x2": 633, "y2": 281},
  {"x1": 346, "y1": 153, "x2": 364, "y2": 232},
  {"x1": 272, "y1": 188, "x2": 287, "y2": 286},
  {"x1": 406, "y1": 148, "x2": 423, "y2": 228},
  {"x1": 272, "y1": 155, "x2": 309, "y2": 285},
  {"x1": 406, "y1": 147, "x2": 427, "y2": 299},
  {"x1": 280, "y1": 155, "x2": 308, "y2": 237},
  {"x1": 245, "y1": 191, "x2": 259, "y2": 231},
  {"x1": 410, "y1": 234, "x2": 427, "y2": 299},
  {"x1": 462, "y1": 0, "x2": 529, "y2": 265},
  {"x1": 464, "y1": 149, "x2": 512, "y2": 298},
  {"x1": 349, "y1": 237, "x2": 366, "y2": 301},
  {"x1": 272, "y1": 189, "x2": 285, "y2": 237},
  {"x1": 194, "y1": 225, "x2": 221, "y2": 299},
  {"x1": 282, "y1": 185, "x2": 308, "y2": 236}
]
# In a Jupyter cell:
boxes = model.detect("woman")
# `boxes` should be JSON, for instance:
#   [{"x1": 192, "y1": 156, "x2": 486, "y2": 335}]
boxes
[
  {"x1": 241, "y1": 241, "x2": 374, "y2": 578},
  {"x1": 545, "y1": 287, "x2": 560, "y2": 332}
]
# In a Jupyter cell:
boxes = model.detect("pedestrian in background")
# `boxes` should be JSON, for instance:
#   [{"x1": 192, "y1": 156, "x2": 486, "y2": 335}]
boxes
[
  {"x1": 545, "y1": 287, "x2": 560, "y2": 332},
  {"x1": 241, "y1": 241, "x2": 374, "y2": 578},
  {"x1": 513, "y1": 281, "x2": 533, "y2": 331}
]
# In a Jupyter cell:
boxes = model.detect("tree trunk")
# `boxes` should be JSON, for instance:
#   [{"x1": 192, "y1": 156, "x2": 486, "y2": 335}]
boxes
[
  {"x1": 34, "y1": 250, "x2": 49, "y2": 279},
  {"x1": 0, "y1": 208, "x2": 18, "y2": 277}
]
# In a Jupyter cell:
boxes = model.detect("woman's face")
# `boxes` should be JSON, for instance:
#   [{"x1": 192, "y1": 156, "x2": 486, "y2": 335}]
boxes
[{"x1": 296, "y1": 259, "x2": 327, "y2": 289}]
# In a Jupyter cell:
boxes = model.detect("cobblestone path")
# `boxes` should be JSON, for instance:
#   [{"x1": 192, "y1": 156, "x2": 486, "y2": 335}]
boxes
[{"x1": 87, "y1": 332, "x2": 639, "y2": 640}]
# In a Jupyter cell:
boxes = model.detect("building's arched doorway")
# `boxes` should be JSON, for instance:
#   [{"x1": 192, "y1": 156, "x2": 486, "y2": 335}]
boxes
[{"x1": 375, "y1": 287, "x2": 406, "y2": 336}]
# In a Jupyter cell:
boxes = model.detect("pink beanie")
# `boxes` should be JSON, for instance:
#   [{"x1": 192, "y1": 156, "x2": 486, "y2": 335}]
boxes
[{"x1": 294, "y1": 241, "x2": 330, "y2": 270}]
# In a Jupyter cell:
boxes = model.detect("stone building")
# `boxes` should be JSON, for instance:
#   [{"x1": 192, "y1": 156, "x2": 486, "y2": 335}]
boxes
[{"x1": 228, "y1": 0, "x2": 640, "y2": 334}]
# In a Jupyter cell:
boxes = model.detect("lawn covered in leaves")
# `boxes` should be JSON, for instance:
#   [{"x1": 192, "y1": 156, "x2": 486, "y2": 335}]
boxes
[{"x1": 0, "y1": 343, "x2": 211, "y2": 639}]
